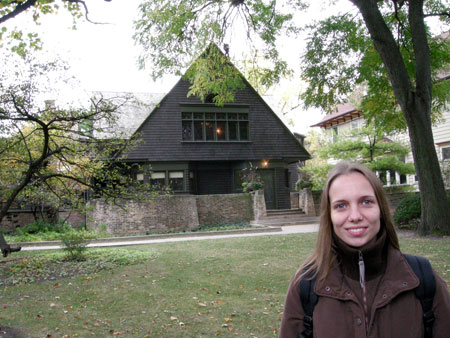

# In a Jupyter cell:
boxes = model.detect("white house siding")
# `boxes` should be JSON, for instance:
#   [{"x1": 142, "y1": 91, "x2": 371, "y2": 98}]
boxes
[{"x1": 433, "y1": 109, "x2": 450, "y2": 161}]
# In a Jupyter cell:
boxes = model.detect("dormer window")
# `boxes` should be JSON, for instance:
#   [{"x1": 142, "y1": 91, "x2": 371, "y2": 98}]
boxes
[{"x1": 181, "y1": 104, "x2": 249, "y2": 142}]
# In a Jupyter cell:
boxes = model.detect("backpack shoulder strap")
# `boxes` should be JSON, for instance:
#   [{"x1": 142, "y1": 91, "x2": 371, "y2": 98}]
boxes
[
  {"x1": 403, "y1": 254, "x2": 436, "y2": 338},
  {"x1": 299, "y1": 270, "x2": 318, "y2": 338}
]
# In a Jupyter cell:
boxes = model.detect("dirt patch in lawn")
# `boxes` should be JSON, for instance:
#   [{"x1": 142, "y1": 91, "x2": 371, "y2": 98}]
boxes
[{"x1": 0, "y1": 325, "x2": 26, "y2": 338}]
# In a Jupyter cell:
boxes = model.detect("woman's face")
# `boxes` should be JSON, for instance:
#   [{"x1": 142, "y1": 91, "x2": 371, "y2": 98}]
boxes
[{"x1": 329, "y1": 172, "x2": 381, "y2": 247}]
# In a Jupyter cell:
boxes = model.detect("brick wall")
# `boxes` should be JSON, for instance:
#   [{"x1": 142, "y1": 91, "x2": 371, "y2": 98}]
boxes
[
  {"x1": 88, "y1": 195, "x2": 199, "y2": 235},
  {"x1": 312, "y1": 190, "x2": 323, "y2": 216},
  {"x1": 1, "y1": 212, "x2": 36, "y2": 233},
  {"x1": 290, "y1": 192, "x2": 299, "y2": 209},
  {"x1": 88, "y1": 193, "x2": 254, "y2": 235},
  {"x1": 0, "y1": 207, "x2": 57, "y2": 233},
  {"x1": 386, "y1": 191, "x2": 420, "y2": 209},
  {"x1": 196, "y1": 193, "x2": 253, "y2": 225},
  {"x1": 59, "y1": 210, "x2": 86, "y2": 229}
]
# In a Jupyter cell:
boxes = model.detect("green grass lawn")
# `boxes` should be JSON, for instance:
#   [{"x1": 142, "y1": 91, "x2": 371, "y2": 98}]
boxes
[{"x1": 0, "y1": 233, "x2": 449, "y2": 337}]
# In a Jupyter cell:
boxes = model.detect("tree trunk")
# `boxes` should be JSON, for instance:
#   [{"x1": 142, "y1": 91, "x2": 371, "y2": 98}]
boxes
[
  {"x1": 404, "y1": 99, "x2": 449, "y2": 234},
  {"x1": 350, "y1": 0, "x2": 450, "y2": 234}
]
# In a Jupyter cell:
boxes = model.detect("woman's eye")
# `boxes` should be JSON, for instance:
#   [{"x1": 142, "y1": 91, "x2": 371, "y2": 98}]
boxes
[
  {"x1": 362, "y1": 200, "x2": 372, "y2": 205},
  {"x1": 335, "y1": 203, "x2": 346, "y2": 209}
]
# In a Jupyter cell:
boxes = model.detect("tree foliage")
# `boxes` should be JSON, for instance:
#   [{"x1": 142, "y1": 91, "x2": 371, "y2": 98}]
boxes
[
  {"x1": 0, "y1": 55, "x2": 152, "y2": 255},
  {"x1": 301, "y1": 123, "x2": 415, "y2": 189},
  {"x1": 301, "y1": 1, "x2": 450, "y2": 133},
  {"x1": 134, "y1": 0, "x2": 306, "y2": 103},
  {"x1": 320, "y1": 123, "x2": 414, "y2": 173}
]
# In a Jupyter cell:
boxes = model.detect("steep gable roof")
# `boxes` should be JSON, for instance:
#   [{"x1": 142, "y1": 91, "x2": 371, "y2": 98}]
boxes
[{"x1": 121, "y1": 44, "x2": 310, "y2": 162}]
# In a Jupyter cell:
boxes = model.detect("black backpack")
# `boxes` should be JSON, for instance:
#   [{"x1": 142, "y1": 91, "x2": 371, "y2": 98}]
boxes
[{"x1": 299, "y1": 254, "x2": 436, "y2": 338}]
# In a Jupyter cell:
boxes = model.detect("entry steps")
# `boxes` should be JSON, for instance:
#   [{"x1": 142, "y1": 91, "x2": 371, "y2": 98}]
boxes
[{"x1": 251, "y1": 208, "x2": 319, "y2": 227}]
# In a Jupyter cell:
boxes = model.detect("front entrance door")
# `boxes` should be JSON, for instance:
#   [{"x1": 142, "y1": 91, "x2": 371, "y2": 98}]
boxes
[{"x1": 258, "y1": 169, "x2": 276, "y2": 209}]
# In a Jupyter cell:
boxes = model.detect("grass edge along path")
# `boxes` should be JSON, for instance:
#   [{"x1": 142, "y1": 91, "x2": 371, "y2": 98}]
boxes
[{"x1": 0, "y1": 233, "x2": 449, "y2": 337}]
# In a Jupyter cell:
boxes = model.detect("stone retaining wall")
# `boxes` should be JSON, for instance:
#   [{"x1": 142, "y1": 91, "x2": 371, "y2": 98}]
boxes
[
  {"x1": 298, "y1": 188, "x2": 317, "y2": 216},
  {"x1": 0, "y1": 207, "x2": 57, "y2": 233},
  {"x1": 196, "y1": 193, "x2": 253, "y2": 225},
  {"x1": 88, "y1": 193, "x2": 255, "y2": 235}
]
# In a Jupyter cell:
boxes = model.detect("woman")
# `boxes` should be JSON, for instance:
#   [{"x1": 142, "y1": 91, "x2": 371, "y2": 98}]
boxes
[{"x1": 279, "y1": 162, "x2": 450, "y2": 338}]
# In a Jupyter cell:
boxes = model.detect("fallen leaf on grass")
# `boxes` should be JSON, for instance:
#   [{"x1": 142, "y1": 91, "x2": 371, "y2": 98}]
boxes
[{"x1": 197, "y1": 302, "x2": 207, "y2": 307}]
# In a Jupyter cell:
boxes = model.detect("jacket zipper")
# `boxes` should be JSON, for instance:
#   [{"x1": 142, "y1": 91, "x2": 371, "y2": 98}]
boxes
[{"x1": 359, "y1": 251, "x2": 369, "y2": 335}]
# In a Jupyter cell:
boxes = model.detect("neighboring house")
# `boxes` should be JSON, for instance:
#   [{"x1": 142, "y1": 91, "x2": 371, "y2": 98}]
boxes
[
  {"x1": 434, "y1": 70, "x2": 450, "y2": 162},
  {"x1": 435, "y1": 109, "x2": 450, "y2": 161},
  {"x1": 102, "y1": 49, "x2": 309, "y2": 210},
  {"x1": 311, "y1": 103, "x2": 363, "y2": 143},
  {"x1": 311, "y1": 100, "x2": 450, "y2": 186}
]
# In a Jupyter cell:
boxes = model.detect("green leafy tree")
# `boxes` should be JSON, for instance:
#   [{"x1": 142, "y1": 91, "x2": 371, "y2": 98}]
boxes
[
  {"x1": 301, "y1": 124, "x2": 415, "y2": 189},
  {"x1": 319, "y1": 123, "x2": 415, "y2": 177},
  {"x1": 135, "y1": 0, "x2": 450, "y2": 235},
  {"x1": 134, "y1": 0, "x2": 305, "y2": 104},
  {"x1": 0, "y1": 56, "x2": 148, "y2": 256},
  {"x1": 298, "y1": 129, "x2": 332, "y2": 190}
]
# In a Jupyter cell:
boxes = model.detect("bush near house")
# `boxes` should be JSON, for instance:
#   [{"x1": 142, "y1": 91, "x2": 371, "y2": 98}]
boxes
[
  {"x1": 3, "y1": 220, "x2": 77, "y2": 242},
  {"x1": 393, "y1": 194, "x2": 422, "y2": 226},
  {"x1": 394, "y1": 192, "x2": 450, "y2": 228}
]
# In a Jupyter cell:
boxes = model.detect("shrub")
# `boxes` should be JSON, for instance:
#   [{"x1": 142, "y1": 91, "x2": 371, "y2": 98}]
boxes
[
  {"x1": 393, "y1": 194, "x2": 421, "y2": 226},
  {"x1": 18, "y1": 219, "x2": 72, "y2": 235},
  {"x1": 60, "y1": 231, "x2": 92, "y2": 261},
  {"x1": 393, "y1": 192, "x2": 450, "y2": 227},
  {"x1": 242, "y1": 181, "x2": 263, "y2": 192},
  {"x1": 241, "y1": 163, "x2": 264, "y2": 192}
]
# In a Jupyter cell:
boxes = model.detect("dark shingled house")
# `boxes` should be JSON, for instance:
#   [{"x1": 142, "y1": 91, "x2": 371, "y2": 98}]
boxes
[{"x1": 116, "y1": 48, "x2": 310, "y2": 210}]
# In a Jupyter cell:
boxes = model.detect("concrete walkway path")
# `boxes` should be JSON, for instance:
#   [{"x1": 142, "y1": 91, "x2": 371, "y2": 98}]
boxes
[{"x1": 20, "y1": 223, "x2": 319, "y2": 252}]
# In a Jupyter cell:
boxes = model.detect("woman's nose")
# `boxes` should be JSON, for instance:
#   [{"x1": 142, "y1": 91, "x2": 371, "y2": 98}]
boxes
[{"x1": 348, "y1": 207, "x2": 363, "y2": 222}]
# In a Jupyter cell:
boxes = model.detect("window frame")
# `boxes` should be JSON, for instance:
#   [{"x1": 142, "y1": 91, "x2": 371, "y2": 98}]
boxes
[
  {"x1": 442, "y1": 146, "x2": 450, "y2": 161},
  {"x1": 150, "y1": 171, "x2": 166, "y2": 189},
  {"x1": 168, "y1": 171, "x2": 185, "y2": 191},
  {"x1": 180, "y1": 104, "x2": 250, "y2": 142}
]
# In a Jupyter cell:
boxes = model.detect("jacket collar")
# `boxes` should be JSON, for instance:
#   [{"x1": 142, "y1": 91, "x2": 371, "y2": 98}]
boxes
[
  {"x1": 333, "y1": 229, "x2": 387, "y2": 281},
  {"x1": 315, "y1": 245, "x2": 420, "y2": 304}
]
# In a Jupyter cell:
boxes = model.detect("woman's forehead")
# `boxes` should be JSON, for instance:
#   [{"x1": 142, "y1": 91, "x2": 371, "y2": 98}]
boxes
[{"x1": 329, "y1": 172, "x2": 376, "y2": 199}]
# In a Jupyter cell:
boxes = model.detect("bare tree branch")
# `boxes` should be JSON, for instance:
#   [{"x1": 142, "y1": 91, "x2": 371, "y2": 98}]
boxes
[
  {"x1": 0, "y1": 0, "x2": 113, "y2": 26},
  {"x1": 424, "y1": 12, "x2": 450, "y2": 18},
  {"x1": 0, "y1": 0, "x2": 38, "y2": 25}
]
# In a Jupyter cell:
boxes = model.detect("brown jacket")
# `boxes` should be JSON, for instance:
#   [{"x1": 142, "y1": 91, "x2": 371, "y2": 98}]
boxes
[{"x1": 279, "y1": 246, "x2": 450, "y2": 338}]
